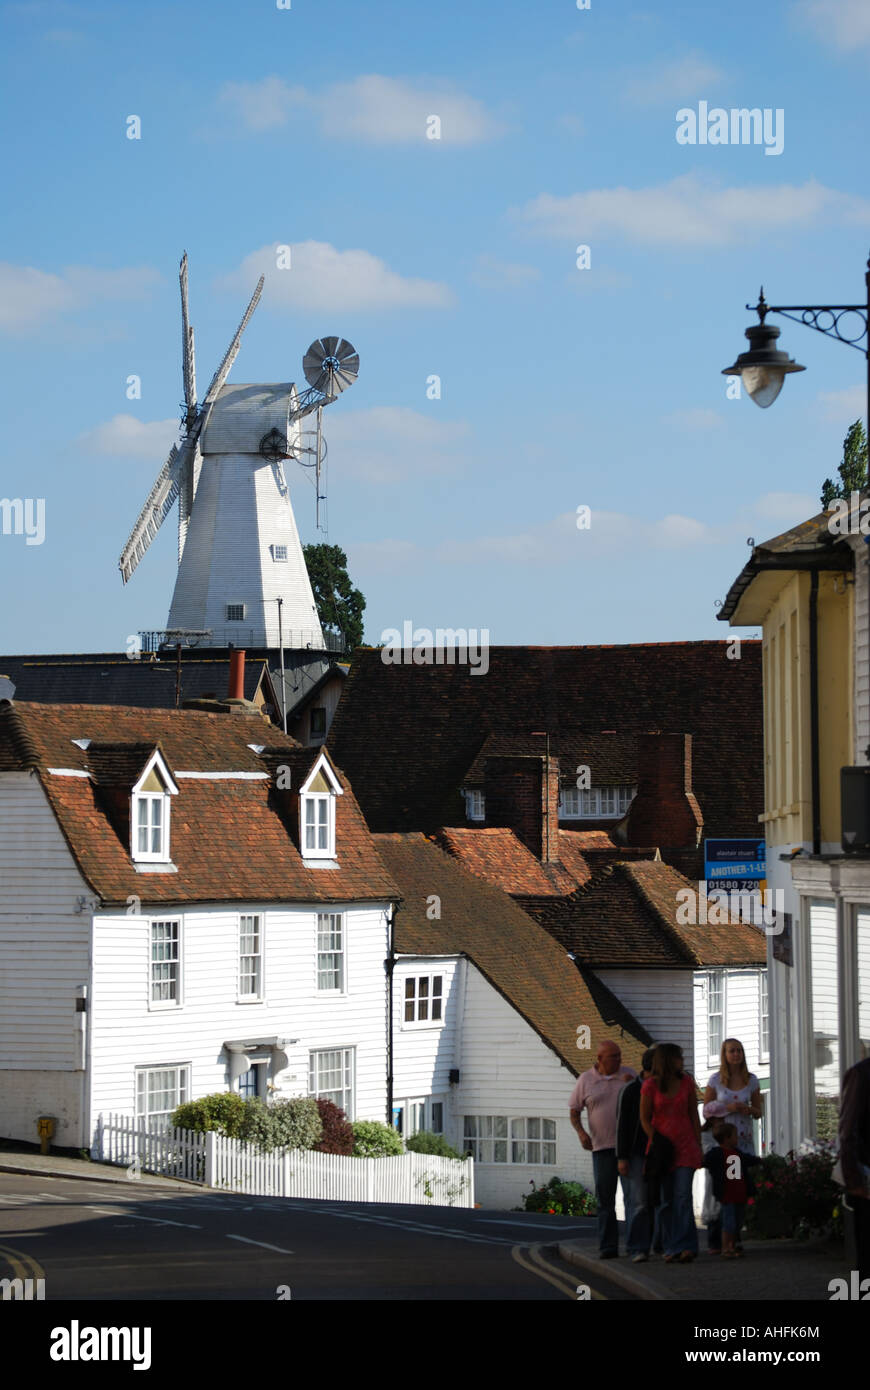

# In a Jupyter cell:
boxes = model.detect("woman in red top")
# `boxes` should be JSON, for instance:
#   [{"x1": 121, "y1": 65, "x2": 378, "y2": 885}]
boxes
[{"x1": 640, "y1": 1043, "x2": 703, "y2": 1262}]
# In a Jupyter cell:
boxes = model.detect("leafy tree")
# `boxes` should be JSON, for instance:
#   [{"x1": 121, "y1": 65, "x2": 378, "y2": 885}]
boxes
[
  {"x1": 302, "y1": 543, "x2": 366, "y2": 651},
  {"x1": 821, "y1": 419, "x2": 868, "y2": 509}
]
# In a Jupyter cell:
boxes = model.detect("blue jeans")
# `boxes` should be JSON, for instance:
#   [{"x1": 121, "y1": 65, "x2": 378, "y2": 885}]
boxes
[
  {"x1": 722, "y1": 1202, "x2": 745, "y2": 1236},
  {"x1": 658, "y1": 1166, "x2": 698, "y2": 1256},
  {"x1": 592, "y1": 1148, "x2": 627, "y2": 1255},
  {"x1": 625, "y1": 1153, "x2": 652, "y2": 1255}
]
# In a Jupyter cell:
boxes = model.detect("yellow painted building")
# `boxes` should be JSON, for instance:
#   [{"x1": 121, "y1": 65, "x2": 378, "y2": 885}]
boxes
[{"x1": 721, "y1": 506, "x2": 869, "y2": 1151}]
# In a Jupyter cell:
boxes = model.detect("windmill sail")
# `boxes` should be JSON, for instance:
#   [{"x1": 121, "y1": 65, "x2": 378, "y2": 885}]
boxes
[
  {"x1": 178, "y1": 252, "x2": 198, "y2": 561},
  {"x1": 119, "y1": 271, "x2": 263, "y2": 584},
  {"x1": 201, "y1": 275, "x2": 264, "y2": 408},
  {"x1": 179, "y1": 251, "x2": 197, "y2": 423},
  {"x1": 119, "y1": 442, "x2": 186, "y2": 584}
]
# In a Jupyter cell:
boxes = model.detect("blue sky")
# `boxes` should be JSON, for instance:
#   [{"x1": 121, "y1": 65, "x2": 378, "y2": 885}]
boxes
[{"x1": 1, "y1": 0, "x2": 868, "y2": 653}]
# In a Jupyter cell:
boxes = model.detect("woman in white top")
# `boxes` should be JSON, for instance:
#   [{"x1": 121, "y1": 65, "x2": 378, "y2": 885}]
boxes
[{"x1": 702, "y1": 1038, "x2": 763, "y2": 1153}]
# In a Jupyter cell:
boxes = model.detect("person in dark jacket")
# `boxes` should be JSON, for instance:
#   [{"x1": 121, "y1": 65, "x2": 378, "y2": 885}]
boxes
[
  {"x1": 702, "y1": 1122, "x2": 763, "y2": 1257},
  {"x1": 838, "y1": 1056, "x2": 870, "y2": 1281},
  {"x1": 617, "y1": 1046, "x2": 657, "y2": 1262}
]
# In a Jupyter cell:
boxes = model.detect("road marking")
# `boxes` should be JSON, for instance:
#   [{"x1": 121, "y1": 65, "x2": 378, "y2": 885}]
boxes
[
  {"x1": 294, "y1": 1205, "x2": 512, "y2": 1246},
  {"x1": 226, "y1": 1234, "x2": 294, "y2": 1254},
  {"x1": 37, "y1": 1192, "x2": 69, "y2": 1202},
  {"x1": 0, "y1": 1243, "x2": 47, "y2": 1287},
  {"x1": 478, "y1": 1219, "x2": 589, "y2": 1230},
  {"x1": 85, "y1": 1207, "x2": 201, "y2": 1229},
  {"x1": 511, "y1": 1243, "x2": 586, "y2": 1300}
]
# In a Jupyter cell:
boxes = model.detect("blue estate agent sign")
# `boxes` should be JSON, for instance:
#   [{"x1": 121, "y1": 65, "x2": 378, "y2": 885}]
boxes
[{"x1": 704, "y1": 838, "x2": 766, "y2": 880}]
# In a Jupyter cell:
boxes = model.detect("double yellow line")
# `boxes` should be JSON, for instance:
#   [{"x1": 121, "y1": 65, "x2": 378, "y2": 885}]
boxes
[
  {"x1": 0, "y1": 1243, "x2": 46, "y2": 1295},
  {"x1": 512, "y1": 1242, "x2": 607, "y2": 1300}
]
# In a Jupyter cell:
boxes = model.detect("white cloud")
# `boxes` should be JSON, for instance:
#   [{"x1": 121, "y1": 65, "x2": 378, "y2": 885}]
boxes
[
  {"x1": 818, "y1": 385, "x2": 867, "y2": 420},
  {"x1": 794, "y1": 0, "x2": 870, "y2": 50},
  {"x1": 217, "y1": 73, "x2": 503, "y2": 144},
  {"x1": 326, "y1": 407, "x2": 469, "y2": 484},
  {"x1": 218, "y1": 76, "x2": 306, "y2": 130},
  {"x1": 317, "y1": 74, "x2": 503, "y2": 145},
  {"x1": 623, "y1": 51, "x2": 725, "y2": 104},
  {"x1": 751, "y1": 491, "x2": 820, "y2": 523},
  {"x1": 662, "y1": 407, "x2": 725, "y2": 432},
  {"x1": 0, "y1": 263, "x2": 161, "y2": 333},
  {"x1": 470, "y1": 255, "x2": 541, "y2": 290},
  {"x1": 515, "y1": 175, "x2": 870, "y2": 247},
  {"x1": 351, "y1": 491, "x2": 824, "y2": 576},
  {"x1": 78, "y1": 414, "x2": 179, "y2": 460},
  {"x1": 218, "y1": 241, "x2": 453, "y2": 313}
]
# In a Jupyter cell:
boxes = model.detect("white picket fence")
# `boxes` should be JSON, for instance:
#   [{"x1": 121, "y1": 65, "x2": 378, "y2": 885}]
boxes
[
  {"x1": 93, "y1": 1114, "x2": 474, "y2": 1208},
  {"x1": 93, "y1": 1113, "x2": 206, "y2": 1182}
]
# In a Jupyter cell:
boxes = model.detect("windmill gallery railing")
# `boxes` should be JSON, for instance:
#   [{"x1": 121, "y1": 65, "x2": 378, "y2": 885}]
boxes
[
  {"x1": 138, "y1": 628, "x2": 346, "y2": 654},
  {"x1": 92, "y1": 1114, "x2": 474, "y2": 1208}
]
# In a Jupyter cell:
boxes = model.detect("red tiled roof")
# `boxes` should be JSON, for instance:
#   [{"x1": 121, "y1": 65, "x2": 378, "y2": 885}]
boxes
[
  {"x1": 0, "y1": 702, "x2": 398, "y2": 907},
  {"x1": 435, "y1": 826, "x2": 585, "y2": 895},
  {"x1": 376, "y1": 833, "x2": 651, "y2": 1074},
  {"x1": 527, "y1": 860, "x2": 766, "y2": 969}
]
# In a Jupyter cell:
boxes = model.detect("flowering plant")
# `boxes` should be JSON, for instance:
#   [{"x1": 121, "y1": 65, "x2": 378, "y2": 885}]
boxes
[
  {"x1": 518, "y1": 1176, "x2": 597, "y2": 1217},
  {"x1": 743, "y1": 1142, "x2": 842, "y2": 1240}
]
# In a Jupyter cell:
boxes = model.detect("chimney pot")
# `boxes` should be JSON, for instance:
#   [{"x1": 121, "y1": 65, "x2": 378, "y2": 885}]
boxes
[{"x1": 229, "y1": 649, "x2": 246, "y2": 701}]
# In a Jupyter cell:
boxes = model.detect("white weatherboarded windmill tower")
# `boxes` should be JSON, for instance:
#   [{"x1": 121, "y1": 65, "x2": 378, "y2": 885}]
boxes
[{"x1": 119, "y1": 254, "x2": 359, "y2": 649}]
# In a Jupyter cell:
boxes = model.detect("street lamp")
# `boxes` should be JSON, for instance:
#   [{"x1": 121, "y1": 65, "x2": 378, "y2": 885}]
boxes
[
  {"x1": 721, "y1": 253, "x2": 870, "y2": 783},
  {"x1": 721, "y1": 291, "x2": 805, "y2": 406},
  {"x1": 722, "y1": 254, "x2": 870, "y2": 429}
]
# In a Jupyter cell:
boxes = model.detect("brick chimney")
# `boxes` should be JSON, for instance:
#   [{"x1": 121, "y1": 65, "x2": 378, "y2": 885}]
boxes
[
  {"x1": 484, "y1": 752, "x2": 561, "y2": 862},
  {"x1": 625, "y1": 733, "x2": 703, "y2": 849}
]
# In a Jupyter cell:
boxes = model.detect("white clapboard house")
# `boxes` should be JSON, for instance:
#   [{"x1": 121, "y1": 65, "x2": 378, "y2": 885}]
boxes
[
  {"x1": 376, "y1": 832, "x2": 652, "y2": 1210},
  {"x1": 0, "y1": 698, "x2": 397, "y2": 1150}
]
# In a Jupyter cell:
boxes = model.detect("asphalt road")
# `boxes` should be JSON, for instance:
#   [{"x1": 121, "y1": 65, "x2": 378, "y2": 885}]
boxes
[{"x1": 0, "y1": 1172, "x2": 635, "y2": 1301}]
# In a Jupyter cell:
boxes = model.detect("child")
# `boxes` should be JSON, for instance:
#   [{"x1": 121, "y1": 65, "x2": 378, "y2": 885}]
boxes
[{"x1": 702, "y1": 1122, "x2": 763, "y2": 1257}]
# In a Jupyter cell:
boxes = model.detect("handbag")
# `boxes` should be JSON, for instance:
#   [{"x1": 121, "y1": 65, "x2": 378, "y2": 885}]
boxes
[
  {"x1": 832, "y1": 1156, "x2": 870, "y2": 1195},
  {"x1": 701, "y1": 1181, "x2": 721, "y2": 1224}
]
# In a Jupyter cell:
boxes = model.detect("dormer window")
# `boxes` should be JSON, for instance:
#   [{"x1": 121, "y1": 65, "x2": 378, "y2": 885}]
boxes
[
  {"x1": 299, "y1": 752, "x2": 343, "y2": 861},
  {"x1": 131, "y1": 750, "x2": 178, "y2": 864}
]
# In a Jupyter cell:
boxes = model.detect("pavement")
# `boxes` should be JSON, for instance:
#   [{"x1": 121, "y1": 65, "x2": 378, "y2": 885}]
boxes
[
  {"x1": 557, "y1": 1230, "x2": 849, "y2": 1301},
  {"x1": 0, "y1": 1143, "x2": 196, "y2": 1192}
]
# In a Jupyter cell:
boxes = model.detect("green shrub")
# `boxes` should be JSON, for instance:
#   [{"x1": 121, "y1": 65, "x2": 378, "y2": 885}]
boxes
[
  {"x1": 169, "y1": 1093, "x2": 322, "y2": 1152},
  {"x1": 352, "y1": 1120, "x2": 405, "y2": 1158},
  {"x1": 268, "y1": 1097, "x2": 323, "y2": 1151},
  {"x1": 405, "y1": 1130, "x2": 466, "y2": 1160},
  {"x1": 518, "y1": 1177, "x2": 597, "y2": 1217},
  {"x1": 170, "y1": 1092, "x2": 248, "y2": 1138}
]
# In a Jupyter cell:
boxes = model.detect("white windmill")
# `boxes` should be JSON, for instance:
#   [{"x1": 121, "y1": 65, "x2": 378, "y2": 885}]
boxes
[{"x1": 119, "y1": 253, "x2": 359, "y2": 650}]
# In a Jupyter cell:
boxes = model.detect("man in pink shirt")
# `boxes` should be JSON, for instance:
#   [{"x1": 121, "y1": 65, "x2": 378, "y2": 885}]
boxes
[{"x1": 569, "y1": 1039, "x2": 636, "y2": 1258}]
